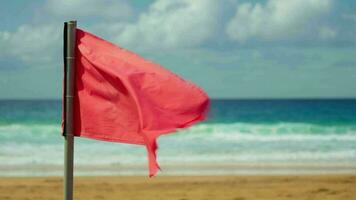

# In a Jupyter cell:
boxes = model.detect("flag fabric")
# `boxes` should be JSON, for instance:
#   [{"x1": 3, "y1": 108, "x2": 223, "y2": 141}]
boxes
[{"x1": 62, "y1": 29, "x2": 209, "y2": 177}]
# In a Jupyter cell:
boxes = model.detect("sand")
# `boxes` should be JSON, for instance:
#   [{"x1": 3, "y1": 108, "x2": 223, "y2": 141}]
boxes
[{"x1": 0, "y1": 175, "x2": 355, "y2": 200}]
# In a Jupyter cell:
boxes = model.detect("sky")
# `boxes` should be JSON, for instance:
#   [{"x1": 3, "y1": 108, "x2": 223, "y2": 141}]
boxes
[{"x1": 0, "y1": 0, "x2": 355, "y2": 99}]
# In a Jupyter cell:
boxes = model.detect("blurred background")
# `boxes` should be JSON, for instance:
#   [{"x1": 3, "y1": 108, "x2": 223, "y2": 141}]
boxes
[{"x1": 0, "y1": 0, "x2": 356, "y2": 176}]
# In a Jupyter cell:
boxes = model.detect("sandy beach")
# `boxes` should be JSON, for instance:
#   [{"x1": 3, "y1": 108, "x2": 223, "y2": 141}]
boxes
[{"x1": 0, "y1": 175, "x2": 355, "y2": 200}]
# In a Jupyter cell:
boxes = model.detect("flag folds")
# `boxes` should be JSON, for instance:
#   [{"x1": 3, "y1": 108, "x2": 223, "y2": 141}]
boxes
[{"x1": 64, "y1": 29, "x2": 209, "y2": 176}]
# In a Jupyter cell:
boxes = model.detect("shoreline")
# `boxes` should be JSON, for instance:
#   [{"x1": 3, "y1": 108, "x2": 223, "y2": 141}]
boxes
[
  {"x1": 1, "y1": 163, "x2": 356, "y2": 177},
  {"x1": 1, "y1": 175, "x2": 355, "y2": 200}
]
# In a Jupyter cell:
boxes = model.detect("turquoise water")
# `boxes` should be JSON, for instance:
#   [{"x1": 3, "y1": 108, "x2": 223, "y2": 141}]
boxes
[{"x1": 0, "y1": 99, "x2": 356, "y2": 176}]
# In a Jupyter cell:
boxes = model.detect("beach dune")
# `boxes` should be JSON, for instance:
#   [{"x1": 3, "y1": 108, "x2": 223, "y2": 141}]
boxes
[{"x1": 0, "y1": 175, "x2": 355, "y2": 200}]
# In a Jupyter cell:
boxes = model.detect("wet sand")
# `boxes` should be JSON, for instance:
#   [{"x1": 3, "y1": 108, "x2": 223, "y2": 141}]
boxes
[{"x1": 0, "y1": 175, "x2": 355, "y2": 200}]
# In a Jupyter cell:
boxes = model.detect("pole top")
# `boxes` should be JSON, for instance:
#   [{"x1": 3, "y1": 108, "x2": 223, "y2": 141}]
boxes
[{"x1": 66, "y1": 20, "x2": 77, "y2": 25}]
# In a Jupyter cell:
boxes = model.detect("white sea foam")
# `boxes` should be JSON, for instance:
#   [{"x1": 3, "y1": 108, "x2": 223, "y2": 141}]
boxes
[{"x1": 0, "y1": 122, "x2": 356, "y2": 176}]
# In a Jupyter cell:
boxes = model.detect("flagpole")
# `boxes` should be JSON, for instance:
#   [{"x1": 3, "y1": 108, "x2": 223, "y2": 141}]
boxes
[{"x1": 64, "y1": 20, "x2": 76, "y2": 200}]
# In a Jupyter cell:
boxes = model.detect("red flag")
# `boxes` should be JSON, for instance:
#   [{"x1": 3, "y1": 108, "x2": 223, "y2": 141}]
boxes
[{"x1": 63, "y1": 29, "x2": 209, "y2": 177}]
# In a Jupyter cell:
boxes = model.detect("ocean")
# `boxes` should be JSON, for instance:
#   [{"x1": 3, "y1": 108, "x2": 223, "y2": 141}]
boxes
[{"x1": 0, "y1": 99, "x2": 356, "y2": 176}]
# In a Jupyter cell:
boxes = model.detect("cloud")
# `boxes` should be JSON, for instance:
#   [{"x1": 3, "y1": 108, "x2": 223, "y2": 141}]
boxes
[
  {"x1": 0, "y1": 0, "x2": 224, "y2": 70},
  {"x1": 226, "y1": 0, "x2": 334, "y2": 42},
  {"x1": 44, "y1": 0, "x2": 132, "y2": 20},
  {"x1": 318, "y1": 26, "x2": 337, "y2": 40},
  {"x1": 342, "y1": 14, "x2": 356, "y2": 23},
  {"x1": 0, "y1": 24, "x2": 61, "y2": 68},
  {"x1": 0, "y1": 0, "x2": 348, "y2": 71},
  {"x1": 110, "y1": 0, "x2": 223, "y2": 49},
  {"x1": 0, "y1": 0, "x2": 133, "y2": 69}
]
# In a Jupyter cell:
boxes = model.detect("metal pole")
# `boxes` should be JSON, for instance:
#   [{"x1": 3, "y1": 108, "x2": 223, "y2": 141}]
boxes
[{"x1": 64, "y1": 20, "x2": 76, "y2": 200}]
